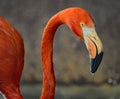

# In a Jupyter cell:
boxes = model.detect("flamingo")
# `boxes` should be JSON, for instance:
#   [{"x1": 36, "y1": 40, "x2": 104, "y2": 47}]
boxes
[
  {"x1": 0, "y1": 18, "x2": 24, "y2": 99},
  {"x1": 0, "y1": 7, "x2": 103, "y2": 99},
  {"x1": 41, "y1": 7, "x2": 103, "y2": 99}
]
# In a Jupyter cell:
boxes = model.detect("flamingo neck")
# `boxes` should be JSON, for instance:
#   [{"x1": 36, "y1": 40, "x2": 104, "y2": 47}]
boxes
[
  {"x1": 40, "y1": 14, "x2": 63, "y2": 99},
  {"x1": 0, "y1": 83, "x2": 23, "y2": 99}
]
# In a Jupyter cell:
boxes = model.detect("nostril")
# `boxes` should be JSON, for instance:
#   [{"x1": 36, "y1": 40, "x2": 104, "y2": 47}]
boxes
[{"x1": 93, "y1": 37, "x2": 96, "y2": 40}]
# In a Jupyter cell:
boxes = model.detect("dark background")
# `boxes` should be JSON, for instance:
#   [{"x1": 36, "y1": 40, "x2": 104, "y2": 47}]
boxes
[{"x1": 0, "y1": 0, "x2": 120, "y2": 86}]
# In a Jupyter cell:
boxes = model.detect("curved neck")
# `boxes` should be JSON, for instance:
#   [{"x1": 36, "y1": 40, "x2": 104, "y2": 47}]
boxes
[
  {"x1": 40, "y1": 14, "x2": 63, "y2": 99},
  {"x1": 0, "y1": 83, "x2": 23, "y2": 99}
]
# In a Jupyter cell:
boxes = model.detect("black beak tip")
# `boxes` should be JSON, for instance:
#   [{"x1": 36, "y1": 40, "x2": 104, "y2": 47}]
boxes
[{"x1": 90, "y1": 52, "x2": 104, "y2": 73}]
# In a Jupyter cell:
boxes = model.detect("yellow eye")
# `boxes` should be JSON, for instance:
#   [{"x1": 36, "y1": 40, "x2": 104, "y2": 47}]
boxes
[{"x1": 80, "y1": 23, "x2": 85, "y2": 27}]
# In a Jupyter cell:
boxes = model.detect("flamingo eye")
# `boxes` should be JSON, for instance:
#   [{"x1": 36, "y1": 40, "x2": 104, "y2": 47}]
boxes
[{"x1": 80, "y1": 23, "x2": 85, "y2": 27}]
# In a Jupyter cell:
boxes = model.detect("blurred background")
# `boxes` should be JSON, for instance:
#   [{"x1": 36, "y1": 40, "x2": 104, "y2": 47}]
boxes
[{"x1": 0, "y1": 0, "x2": 120, "y2": 99}]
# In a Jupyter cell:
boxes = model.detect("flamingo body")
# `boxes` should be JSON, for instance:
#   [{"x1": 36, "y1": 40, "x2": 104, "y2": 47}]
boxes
[{"x1": 0, "y1": 18, "x2": 24, "y2": 99}]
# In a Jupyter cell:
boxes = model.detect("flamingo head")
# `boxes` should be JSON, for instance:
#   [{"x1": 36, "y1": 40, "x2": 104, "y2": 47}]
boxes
[
  {"x1": 81, "y1": 24, "x2": 103, "y2": 73},
  {"x1": 64, "y1": 8, "x2": 104, "y2": 73}
]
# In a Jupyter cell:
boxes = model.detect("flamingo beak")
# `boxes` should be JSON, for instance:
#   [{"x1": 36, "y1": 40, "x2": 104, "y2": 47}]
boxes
[
  {"x1": 83, "y1": 28, "x2": 103, "y2": 73},
  {"x1": 90, "y1": 51, "x2": 103, "y2": 73}
]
